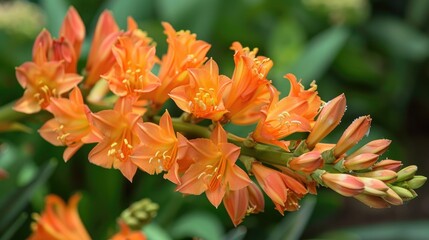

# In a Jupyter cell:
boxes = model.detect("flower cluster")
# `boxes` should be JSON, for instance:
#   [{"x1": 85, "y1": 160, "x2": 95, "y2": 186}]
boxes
[{"x1": 15, "y1": 7, "x2": 426, "y2": 234}]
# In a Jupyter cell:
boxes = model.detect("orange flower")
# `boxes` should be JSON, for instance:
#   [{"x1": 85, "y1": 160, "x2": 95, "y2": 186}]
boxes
[
  {"x1": 103, "y1": 35, "x2": 160, "y2": 97},
  {"x1": 306, "y1": 94, "x2": 346, "y2": 148},
  {"x1": 223, "y1": 42, "x2": 272, "y2": 125},
  {"x1": 28, "y1": 194, "x2": 91, "y2": 240},
  {"x1": 176, "y1": 124, "x2": 251, "y2": 208},
  {"x1": 59, "y1": 7, "x2": 85, "y2": 64},
  {"x1": 131, "y1": 110, "x2": 181, "y2": 184},
  {"x1": 110, "y1": 221, "x2": 146, "y2": 240},
  {"x1": 252, "y1": 162, "x2": 307, "y2": 214},
  {"x1": 14, "y1": 61, "x2": 82, "y2": 113},
  {"x1": 85, "y1": 10, "x2": 120, "y2": 87},
  {"x1": 89, "y1": 96, "x2": 143, "y2": 181},
  {"x1": 252, "y1": 86, "x2": 312, "y2": 150},
  {"x1": 223, "y1": 181, "x2": 265, "y2": 226},
  {"x1": 145, "y1": 22, "x2": 211, "y2": 109},
  {"x1": 39, "y1": 87, "x2": 101, "y2": 161},
  {"x1": 169, "y1": 59, "x2": 230, "y2": 121},
  {"x1": 334, "y1": 115, "x2": 372, "y2": 157},
  {"x1": 32, "y1": 7, "x2": 85, "y2": 73}
]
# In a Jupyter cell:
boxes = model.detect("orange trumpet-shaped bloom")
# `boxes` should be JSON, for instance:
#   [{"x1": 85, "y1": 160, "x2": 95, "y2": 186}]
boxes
[
  {"x1": 59, "y1": 7, "x2": 85, "y2": 63},
  {"x1": 32, "y1": 7, "x2": 85, "y2": 73},
  {"x1": 28, "y1": 194, "x2": 91, "y2": 240},
  {"x1": 110, "y1": 221, "x2": 146, "y2": 240},
  {"x1": 223, "y1": 181, "x2": 265, "y2": 226},
  {"x1": 146, "y1": 22, "x2": 211, "y2": 108},
  {"x1": 176, "y1": 124, "x2": 251, "y2": 208},
  {"x1": 131, "y1": 110, "x2": 181, "y2": 184},
  {"x1": 39, "y1": 87, "x2": 100, "y2": 161},
  {"x1": 14, "y1": 61, "x2": 82, "y2": 114},
  {"x1": 103, "y1": 35, "x2": 160, "y2": 97},
  {"x1": 252, "y1": 86, "x2": 312, "y2": 150},
  {"x1": 88, "y1": 96, "x2": 143, "y2": 182},
  {"x1": 252, "y1": 162, "x2": 308, "y2": 215},
  {"x1": 85, "y1": 10, "x2": 120, "y2": 87},
  {"x1": 169, "y1": 59, "x2": 230, "y2": 121},
  {"x1": 223, "y1": 42, "x2": 272, "y2": 125}
]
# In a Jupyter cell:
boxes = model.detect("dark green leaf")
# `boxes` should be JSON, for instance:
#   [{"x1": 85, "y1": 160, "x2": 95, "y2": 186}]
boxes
[
  {"x1": 0, "y1": 213, "x2": 27, "y2": 240},
  {"x1": 169, "y1": 211, "x2": 224, "y2": 240},
  {"x1": 0, "y1": 160, "x2": 57, "y2": 232},
  {"x1": 268, "y1": 195, "x2": 317, "y2": 240}
]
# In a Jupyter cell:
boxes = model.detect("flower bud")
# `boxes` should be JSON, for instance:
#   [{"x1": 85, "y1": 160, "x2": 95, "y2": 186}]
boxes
[
  {"x1": 396, "y1": 165, "x2": 417, "y2": 182},
  {"x1": 354, "y1": 194, "x2": 390, "y2": 208},
  {"x1": 357, "y1": 170, "x2": 397, "y2": 183},
  {"x1": 306, "y1": 94, "x2": 346, "y2": 148},
  {"x1": 347, "y1": 139, "x2": 391, "y2": 159},
  {"x1": 360, "y1": 177, "x2": 389, "y2": 196},
  {"x1": 383, "y1": 188, "x2": 403, "y2": 206},
  {"x1": 334, "y1": 116, "x2": 371, "y2": 157},
  {"x1": 344, "y1": 153, "x2": 378, "y2": 170},
  {"x1": 289, "y1": 151, "x2": 323, "y2": 173},
  {"x1": 390, "y1": 186, "x2": 415, "y2": 199},
  {"x1": 372, "y1": 159, "x2": 402, "y2": 172},
  {"x1": 406, "y1": 176, "x2": 427, "y2": 190},
  {"x1": 321, "y1": 173, "x2": 364, "y2": 197},
  {"x1": 120, "y1": 198, "x2": 159, "y2": 230}
]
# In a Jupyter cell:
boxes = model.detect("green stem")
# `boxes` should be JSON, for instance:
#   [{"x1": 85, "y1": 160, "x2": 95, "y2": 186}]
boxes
[{"x1": 0, "y1": 101, "x2": 27, "y2": 122}]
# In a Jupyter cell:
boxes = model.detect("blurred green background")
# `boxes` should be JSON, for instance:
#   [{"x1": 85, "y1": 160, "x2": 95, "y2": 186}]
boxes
[{"x1": 1, "y1": 0, "x2": 429, "y2": 239}]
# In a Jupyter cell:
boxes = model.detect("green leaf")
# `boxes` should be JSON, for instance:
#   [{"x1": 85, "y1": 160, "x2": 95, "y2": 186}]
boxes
[
  {"x1": 156, "y1": 0, "x2": 220, "y2": 39},
  {"x1": 268, "y1": 195, "x2": 317, "y2": 240},
  {"x1": 320, "y1": 221, "x2": 429, "y2": 240},
  {"x1": 224, "y1": 226, "x2": 247, "y2": 240},
  {"x1": 276, "y1": 26, "x2": 349, "y2": 96},
  {"x1": 0, "y1": 160, "x2": 57, "y2": 233},
  {"x1": 366, "y1": 17, "x2": 429, "y2": 61},
  {"x1": 407, "y1": 0, "x2": 429, "y2": 27},
  {"x1": 102, "y1": 0, "x2": 153, "y2": 28},
  {"x1": 0, "y1": 213, "x2": 27, "y2": 240},
  {"x1": 143, "y1": 223, "x2": 172, "y2": 240},
  {"x1": 40, "y1": 0, "x2": 68, "y2": 35},
  {"x1": 169, "y1": 211, "x2": 224, "y2": 240}
]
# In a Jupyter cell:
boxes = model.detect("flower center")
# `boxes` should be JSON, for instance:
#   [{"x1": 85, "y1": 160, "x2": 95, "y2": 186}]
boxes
[
  {"x1": 189, "y1": 87, "x2": 217, "y2": 113},
  {"x1": 149, "y1": 149, "x2": 172, "y2": 173},
  {"x1": 108, "y1": 138, "x2": 133, "y2": 168}
]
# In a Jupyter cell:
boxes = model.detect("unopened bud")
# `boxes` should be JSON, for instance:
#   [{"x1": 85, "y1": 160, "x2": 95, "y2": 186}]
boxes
[
  {"x1": 357, "y1": 170, "x2": 397, "y2": 183},
  {"x1": 383, "y1": 188, "x2": 403, "y2": 206},
  {"x1": 390, "y1": 185, "x2": 415, "y2": 199},
  {"x1": 306, "y1": 94, "x2": 346, "y2": 148},
  {"x1": 289, "y1": 151, "x2": 323, "y2": 173},
  {"x1": 372, "y1": 159, "x2": 402, "y2": 172},
  {"x1": 396, "y1": 165, "x2": 418, "y2": 182},
  {"x1": 360, "y1": 177, "x2": 389, "y2": 196},
  {"x1": 347, "y1": 139, "x2": 391, "y2": 159},
  {"x1": 334, "y1": 116, "x2": 371, "y2": 157},
  {"x1": 406, "y1": 175, "x2": 427, "y2": 189},
  {"x1": 119, "y1": 198, "x2": 159, "y2": 230},
  {"x1": 344, "y1": 153, "x2": 378, "y2": 170},
  {"x1": 354, "y1": 194, "x2": 390, "y2": 208},
  {"x1": 321, "y1": 173, "x2": 364, "y2": 197}
]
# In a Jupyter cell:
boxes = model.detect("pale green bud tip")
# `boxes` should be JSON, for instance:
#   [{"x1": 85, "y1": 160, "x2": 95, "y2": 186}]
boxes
[
  {"x1": 396, "y1": 165, "x2": 418, "y2": 182},
  {"x1": 407, "y1": 176, "x2": 427, "y2": 190},
  {"x1": 119, "y1": 198, "x2": 159, "y2": 230}
]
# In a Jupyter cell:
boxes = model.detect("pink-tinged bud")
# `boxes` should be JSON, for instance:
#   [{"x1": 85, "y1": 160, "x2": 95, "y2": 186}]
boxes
[
  {"x1": 344, "y1": 153, "x2": 379, "y2": 171},
  {"x1": 357, "y1": 170, "x2": 397, "y2": 183},
  {"x1": 396, "y1": 165, "x2": 418, "y2": 182},
  {"x1": 306, "y1": 94, "x2": 346, "y2": 148},
  {"x1": 354, "y1": 194, "x2": 390, "y2": 208},
  {"x1": 321, "y1": 173, "x2": 364, "y2": 197},
  {"x1": 360, "y1": 177, "x2": 389, "y2": 196},
  {"x1": 289, "y1": 151, "x2": 323, "y2": 173},
  {"x1": 372, "y1": 159, "x2": 402, "y2": 172},
  {"x1": 383, "y1": 188, "x2": 403, "y2": 205},
  {"x1": 347, "y1": 139, "x2": 391, "y2": 159},
  {"x1": 334, "y1": 116, "x2": 371, "y2": 157}
]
